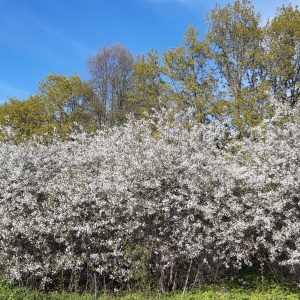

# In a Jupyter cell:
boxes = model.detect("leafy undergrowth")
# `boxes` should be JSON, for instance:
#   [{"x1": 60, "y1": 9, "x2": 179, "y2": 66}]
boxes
[{"x1": 1, "y1": 281, "x2": 300, "y2": 300}]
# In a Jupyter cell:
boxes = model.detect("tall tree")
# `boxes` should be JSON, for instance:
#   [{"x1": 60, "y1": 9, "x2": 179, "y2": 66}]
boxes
[
  {"x1": 205, "y1": 0, "x2": 269, "y2": 135},
  {"x1": 37, "y1": 73, "x2": 96, "y2": 135},
  {"x1": 264, "y1": 4, "x2": 300, "y2": 106},
  {"x1": 0, "y1": 96, "x2": 48, "y2": 139},
  {"x1": 87, "y1": 44, "x2": 134, "y2": 126},
  {"x1": 67, "y1": 74, "x2": 97, "y2": 128},
  {"x1": 162, "y1": 25, "x2": 217, "y2": 123},
  {"x1": 128, "y1": 49, "x2": 168, "y2": 119}
]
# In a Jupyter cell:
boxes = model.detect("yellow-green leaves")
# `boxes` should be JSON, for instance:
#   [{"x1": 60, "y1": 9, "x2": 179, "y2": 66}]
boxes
[
  {"x1": 37, "y1": 73, "x2": 96, "y2": 135},
  {"x1": 163, "y1": 25, "x2": 216, "y2": 123},
  {"x1": 0, "y1": 73, "x2": 97, "y2": 141},
  {"x1": 128, "y1": 50, "x2": 167, "y2": 118},
  {"x1": 264, "y1": 4, "x2": 300, "y2": 105},
  {"x1": 0, "y1": 96, "x2": 48, "y2": 140},
  {"x1": 206, "y1": 0, "x2": 269, "y2": 136}
]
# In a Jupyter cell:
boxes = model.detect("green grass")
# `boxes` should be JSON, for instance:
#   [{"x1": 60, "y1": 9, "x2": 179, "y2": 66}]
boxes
[{"x1": 1, "y1": 281, "x2": 300, "y2": 300}]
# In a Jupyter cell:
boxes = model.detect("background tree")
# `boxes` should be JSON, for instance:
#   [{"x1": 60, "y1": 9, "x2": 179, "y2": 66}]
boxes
[
  {"x1": 264, "y1": 4, "x2": 300, "y2": 106},
  {"x1": 87, "y1": 44, "x2": 134, "y2": 126},
  {"x1": 128, "y1": 50, "x2": 168, "y2": 119},
  {"x1": 37, "y1": 73, "x2": 96, "y2": 135},
  {"x1": 0, "y1": 96, "x2": 48, "y2": 139},
  {"x1": 163, "y1": 25, "x2": 217, "y2": 123},
  {"x1": 66, "y1": 74, "x2": 97, "y2": 130},
  {"x1": 205, "y1": 0, "x2": 269, "y2": 135}
]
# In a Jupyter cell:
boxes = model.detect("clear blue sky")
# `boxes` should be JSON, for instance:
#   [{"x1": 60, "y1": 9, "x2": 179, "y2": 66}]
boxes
[{"x1": 0, "y1": 0, "x2": 298, "y2": 105}]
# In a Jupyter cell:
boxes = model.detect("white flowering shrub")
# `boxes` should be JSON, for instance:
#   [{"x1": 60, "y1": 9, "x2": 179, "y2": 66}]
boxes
[{"x1": 0, "y1": 102, "x2": 299, "y2": 292}]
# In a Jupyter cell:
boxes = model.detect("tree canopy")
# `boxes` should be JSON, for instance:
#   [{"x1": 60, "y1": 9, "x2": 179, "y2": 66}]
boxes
[
  {"x1": 87, "y1": 44, "x2": 134, "y2": 126},
  {"x1": 1, "y1": 0, "x2": 299, "y2": 138}
]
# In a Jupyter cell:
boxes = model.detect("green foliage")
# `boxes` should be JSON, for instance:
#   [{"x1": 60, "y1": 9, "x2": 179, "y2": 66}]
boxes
[
  {"x1": 1, "y1": 279, "x2": 300, "y2": 299},
  {"x1": 128, "y1": 50, "x2": 168, "y2": 119},
  {"x1": 0, "y1": 96, "x2": 49, "y2": 140},
  {"x1": 206, "y1": 0, "x2": 271, "y2": 135},
  {"x1": 163, "y1": 24, "x2": 216, "y2": 123},
  {"x1": 122, "y1": 239, "x2": 157, "y2": 292},
  {"x1": 264, "y1": 4, "x2": 300, "y2": 105},
  {"x1": 0, "y1": 73, "x2": 97, "y2": 141},
  {"x1": 37, "y1": 73, "x2": 97, "y2": 135}
]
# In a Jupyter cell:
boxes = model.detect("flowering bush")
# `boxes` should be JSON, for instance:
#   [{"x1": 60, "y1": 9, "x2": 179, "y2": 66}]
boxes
[{"x1": 0, "y1": 102, "x2": 299, "y2": 292}]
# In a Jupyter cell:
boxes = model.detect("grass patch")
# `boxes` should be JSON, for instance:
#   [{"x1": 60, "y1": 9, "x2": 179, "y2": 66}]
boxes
[{"x1": 1, "y1": 280, "x2": 300, "y2": 300}]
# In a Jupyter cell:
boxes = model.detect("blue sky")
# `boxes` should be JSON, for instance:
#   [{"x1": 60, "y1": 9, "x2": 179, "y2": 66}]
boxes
[{"x1": 0, "y1": 0, "x2": 299, "y2": 105}]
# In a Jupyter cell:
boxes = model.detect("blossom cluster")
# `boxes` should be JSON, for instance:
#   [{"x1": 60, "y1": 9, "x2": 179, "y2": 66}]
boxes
[{"x1": 0, "y1": 103, "x2": 299, "y2": 292}]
